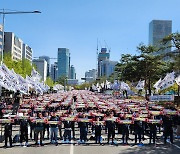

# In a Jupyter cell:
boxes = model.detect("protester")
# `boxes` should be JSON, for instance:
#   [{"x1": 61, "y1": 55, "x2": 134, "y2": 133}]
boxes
[
  {"x1": 163, "y1": 114, "x2": 174, "y2": 144},
  {"x1": 49, "y1": 112, "x2": 59, "y2": 145},
  {"x1": 12, "y1": 90, "x2": 21, "y2": 115},
  {"x1": 79, "y1": 115, "x2": 88, "y2": 143},
  {"x1": 63, "y1": 120, "x2": 72, "y2": 142},
  {"x1": 94, "y1": 117, "x2": 102, "y2": 144},
  {"x1": 34, "y1": 112, "x2": 45, "y2": 146},
  {"x1": 4, "y1": 122, "x2": 13, "y2": 148},
  {"x1": 43, "y1": 112, "x2": 50, "y2": 139},
  {"x1": 19, "y1": 117, "x2": 29, "y2": 146},
  {"x1": 106, "y1": 113, "x2": 116, "y2": 144}
]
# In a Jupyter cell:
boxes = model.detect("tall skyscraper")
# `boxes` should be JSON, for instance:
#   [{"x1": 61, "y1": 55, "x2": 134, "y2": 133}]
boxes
[
  {"x1": 70, "y1": 65, "x2": 76, "y2": 79},
  {"x1": 57, "y1": 48, "x2": 70, "y2": 78},
  {"x1": 32, "y1": 59, "x2": 47, "y2": 81},
  {"x1": 99, "y1": 60, "x2": 118, "y2": 77},
  {"x1": 51, "y1": 62, "x2": 58, "y2": 82},
  {"x1": 39, "y1": 56, "x2": 50, "y2": 77},
  {"x1": 149, "y1": 20, "x2": 172, "y2": 54},
  {"x1": 98, "y1": 48, "x2": 110, "y2": 77}
]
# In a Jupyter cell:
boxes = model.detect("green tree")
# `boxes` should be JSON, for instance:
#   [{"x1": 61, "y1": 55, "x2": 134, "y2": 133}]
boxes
[
  {"x1": 3, "y1": 53, "x2": 34, "y2": 78},
  {"x1": 45, "y1": 77, "x2": 54, "y2": 87},
  {"x1": 162, "y1": 32, "x2": 180, "y2": 104},
  {"x1": 115, "y1": 44, "x2": 170, "y2": 99}
]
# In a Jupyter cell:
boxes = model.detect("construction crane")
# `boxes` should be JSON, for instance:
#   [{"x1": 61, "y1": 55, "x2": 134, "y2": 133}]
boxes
[{"x1": 104, "y1": 40, "x2": 111, "y2": 54}]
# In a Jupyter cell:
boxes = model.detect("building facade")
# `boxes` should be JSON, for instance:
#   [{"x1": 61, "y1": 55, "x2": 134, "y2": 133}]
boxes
[
  {"x1": 85, "y1": 69, "x2": 97, "y2": 80},
  {"x1": 22, "y1": 44, "x2": 33, "y2": 63},
  {"x1": 99, "y1": 60, "x2": 118, "y2": 77},
  {"x1": 70, "y1": 65, "x2": 76, "y2": 79},
  {"x1": 67, "y1": 79, "x2": 78, "y2": 85},
  {"x1": 149, "y1": 20, "x2": 172, "y2": 55},
  {"x1": 32, "y1": 59, "x2": 47, "y2": 81},
  {"x1": 39, "y1": 56, "x2": 50, "y2": 77},
  {"x1": 51, "y1": 62, "x2": 58, "y2": 82},
  {"x1": 57, "y1": 48, "x2": 70, "y2": 78},
  {"x1": 98, "y1": 48, "x2": 110, "y2": 77},
  {"x1": 4, "y1": 32, "x2": 23, "y2": 61}
]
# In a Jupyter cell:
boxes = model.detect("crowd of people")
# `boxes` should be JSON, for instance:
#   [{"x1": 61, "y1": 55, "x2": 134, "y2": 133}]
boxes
[{"x1": 0, "y1": 90, "x2": 180, "y2": 148}]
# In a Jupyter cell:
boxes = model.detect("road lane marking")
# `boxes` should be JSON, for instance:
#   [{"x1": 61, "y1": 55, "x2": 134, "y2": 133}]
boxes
[{"x1": 70, "y1": 143, "x2": 74, "y2": 154}]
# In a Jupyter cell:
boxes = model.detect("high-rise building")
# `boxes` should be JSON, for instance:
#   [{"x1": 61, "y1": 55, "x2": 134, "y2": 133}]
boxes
[
  {"x1": 22, "y1": 44, "x2": 33, "y2": 63},
  {"x1": 0, "y1": 25, "x2": 3, "y2": 57},
  {"x1": 85, "y1": 69, "x2": 97, "y2": 79},
  {"x1": 57, "y1": 48, "x2": 70, "y2": 78},
  {"x1": 99, "y1": 60, "x2": 118, "y2": 77},
  {"x1": 149, "y1": 20, "x2": 172, "y2": 55},
  {"x1": 4, "y1": 32, "x2": 33, "y2": 62},
  {"x1": 39, "y1": 56, "x2": 50, "y2": 77},
  {"x1": 70, "y1": 65, "x2": 76, "y2": 79},
  {"x1": 4, "y1": 32, "x2": 23, "y2": 61},
  {"x1": 98, "y1": 48, "x2": 110, "y2": 77},
  {"x1": 32, "y1": 59, "x2": 47, "y2": 81},
  {"x1": 85, "y1": 69, "x2": 97, "y2": 82},
  {"x1": 51, "y1": 62, "x2": 58, "y2": 82}
]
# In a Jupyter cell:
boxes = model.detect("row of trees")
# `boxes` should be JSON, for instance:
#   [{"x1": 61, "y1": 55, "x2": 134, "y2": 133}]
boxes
[
  {"x1": 3, "y1": 53, "x2": 34, "y2": 78},
  {"x1": 114, "y1": 33, "x2": 180, "y2": 99},
  {"x1": 2, "y1": 53, "x2": 54, "y2": 87}
]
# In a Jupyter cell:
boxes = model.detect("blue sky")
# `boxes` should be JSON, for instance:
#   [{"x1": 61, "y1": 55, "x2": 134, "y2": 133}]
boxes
[{"x1": 0, "y1": 0, "x2": 180, "y2": 80}]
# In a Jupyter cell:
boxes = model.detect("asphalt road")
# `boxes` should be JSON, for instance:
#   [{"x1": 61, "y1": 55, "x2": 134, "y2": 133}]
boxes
[
  {"x1": 0, "y1": 143, "x2": 180, "y2": 154},
  {"x1": 0, "y1": 125, "x2": 180, "y2": 154}
]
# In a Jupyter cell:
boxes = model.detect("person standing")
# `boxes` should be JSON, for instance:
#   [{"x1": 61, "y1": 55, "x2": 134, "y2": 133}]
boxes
[
  {"x1": 106, "y1": 114, "x2": 116, "y2": 144},
  {"x1": 12, "y1": 90, "x2": 21, "y2": 115},
  {"x1": 49, "y1": 112, "x2": 59, "y2": 146},
  {"x1": 163, "y1": 114, "x2": 173, "y2": 144},
  {"x1": 134, "y1": 120, "x2": 143, "y2": 144},
  {"x1": 122, "y1": 123, "x2": 129, "y2": 145},
  {"x1": 19, "y1": 118, "x2": 29, "y2": 146},
  {"x1": 43, "y1": 112, "x2": 50, "y2": 139},
  {"x1": 94, "y1": 117, "x2": 102, "y2": 144},
  {"x1": 34, "y1": 113, "x2": 45, "y2": 146},
  {"x1": 63, "y1": 120, "x2": 72, "y2": 142},
  {"x1": 4, "y1": 122, "x2": 13, "y2": 148}
]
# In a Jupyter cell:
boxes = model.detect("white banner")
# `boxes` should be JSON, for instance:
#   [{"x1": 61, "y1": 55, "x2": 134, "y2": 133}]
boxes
[
  {"x1": 120, "y1": 81, "x2": 130, "y2": 90},
  {"x1": 150, "y1": 95, "x2": 174, "y2": 101},
  {"x1": 135, "y1": 80, "x2": 145, "y2": 90},
  {"x1": 158, "y1": 72, "x2": 175, "y2": 90},
  {"x1": 175, "y1": 75, "x2": 180, "y2": 86}
]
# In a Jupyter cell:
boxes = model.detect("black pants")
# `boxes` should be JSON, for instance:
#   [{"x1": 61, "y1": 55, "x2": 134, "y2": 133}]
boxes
[
  {"x1": 149, "y1": 130, "x2": 156, "y2": 144},
  {"x1": 80, "y1": 128, "x2": 87, "y2": 142},
  {"x1": 122, "y1": 130, "x2": 129, "y2": 144},
  {"x1": 35, "y1": 128, "x2": 43, "y2": 144},
  {"x1": 4, "y1": 135, "x2": 12, "y2": 147},
  {"x1": 107, "y1": 130, "x2": 115, "y2": 143},
  {"x1": 164, "y1": 130, "x2": 173, "y2": 144},
  {"x1": 72, "y1": 127, "x2": 75, "y2": 139},
  {"x1": 64, "y1": 129, "x2": 71, "y2": 141},
  {"x1": 95, "y1": 136, "x2": 101, "y2": 144},
  {"x1": 30, "y1": 125, "x2": 35, "y2": 140},
  {"x1": 20, "y1": 131, "x2": 28, "y2": 143},
  {"x1": 135, "y1": 130, "x2": 142, "y2": 144}
]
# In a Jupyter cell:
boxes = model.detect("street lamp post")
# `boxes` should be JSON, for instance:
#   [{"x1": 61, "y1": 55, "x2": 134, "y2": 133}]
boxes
[{"x1": 0, "y1": 9, "x2": 41, "y2": 63}]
